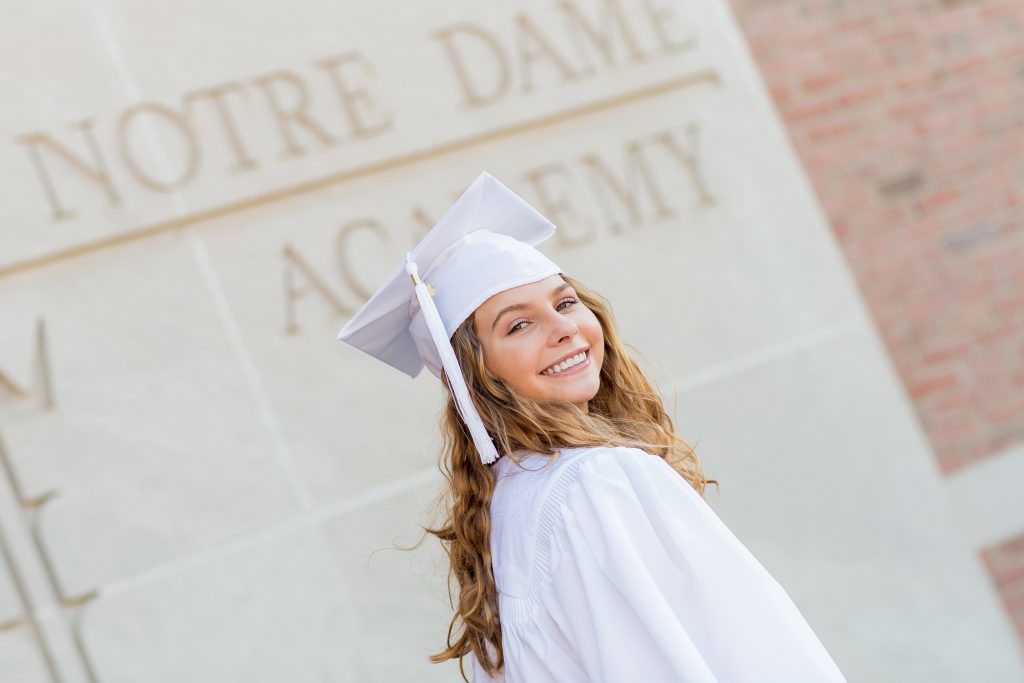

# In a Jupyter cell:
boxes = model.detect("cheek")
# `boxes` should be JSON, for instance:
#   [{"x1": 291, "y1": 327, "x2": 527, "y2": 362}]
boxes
[
  {"x1": 483, "y1": 339, "x2": 540, "y2": 386},
  {"x1": 503, "y1": 350, "x2": 537, "y2": 383},
  {"x1": 581, "y1": 315, "x2": 604, "y2": 355}
]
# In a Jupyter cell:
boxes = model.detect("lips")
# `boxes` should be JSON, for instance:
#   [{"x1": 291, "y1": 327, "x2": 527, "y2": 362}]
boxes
[{"x1": 540, "y1": 347, "x2": 590, "y2": 375}]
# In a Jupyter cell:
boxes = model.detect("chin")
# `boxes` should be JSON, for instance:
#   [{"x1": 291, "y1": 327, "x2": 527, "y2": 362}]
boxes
[
  {"x1": 551, "y1": 380, "x2": 601, "y2": 405},
  {"x1": 520, "y1": 367, "x2": 602, "y2": 405}
]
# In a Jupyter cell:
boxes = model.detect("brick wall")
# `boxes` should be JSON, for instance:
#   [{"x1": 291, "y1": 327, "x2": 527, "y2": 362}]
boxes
[
  {"x1": 724, "y1": 0, "x2": 1024, "y2": 652},
  {"x1": 983, "y1": 534, "x2": 1024, "y2": 643}
]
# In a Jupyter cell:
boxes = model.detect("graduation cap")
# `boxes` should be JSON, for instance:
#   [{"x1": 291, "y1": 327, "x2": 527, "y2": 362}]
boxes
[{"x1": 336, "y1": 170, "x2": 563, "y2": 464}]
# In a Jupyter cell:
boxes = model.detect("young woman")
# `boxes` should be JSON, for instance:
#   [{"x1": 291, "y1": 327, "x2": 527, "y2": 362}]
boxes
[{"x1": 337, "y1": 171, "x2": 847, "y2": 683}]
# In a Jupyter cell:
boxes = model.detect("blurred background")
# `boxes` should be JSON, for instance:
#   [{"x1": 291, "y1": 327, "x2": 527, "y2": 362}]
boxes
[{"x1": 1, "y1": 0, "x2": 1022, "y2": 681}]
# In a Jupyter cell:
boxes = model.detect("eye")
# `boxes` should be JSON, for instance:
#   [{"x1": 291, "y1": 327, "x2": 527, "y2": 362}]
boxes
[
  {"x1": 507, "y1": 294, "x2": 581, "y2": 335},
  {"x1": 508, "y1": 319, "x2": 528, "y2": 334},
  {"x1": 556, "y1": 296, "x2": 579, "y2": 311}
]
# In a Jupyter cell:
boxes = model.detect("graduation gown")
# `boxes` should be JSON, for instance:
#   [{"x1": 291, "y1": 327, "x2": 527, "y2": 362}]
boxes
[{"x1": 469, "y1": 445, "x2": 847, "y2": 682}]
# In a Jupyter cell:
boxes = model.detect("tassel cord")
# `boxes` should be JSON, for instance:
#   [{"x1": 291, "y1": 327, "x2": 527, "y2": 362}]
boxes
[{"x1": 406, "y1": 254, "x2": 499, "y2": 464}]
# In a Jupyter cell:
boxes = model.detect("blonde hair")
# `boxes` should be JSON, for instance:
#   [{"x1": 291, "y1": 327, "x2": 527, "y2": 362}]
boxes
[{"x1": 419, "y1": 274, "x2": 716, "y2": 680}]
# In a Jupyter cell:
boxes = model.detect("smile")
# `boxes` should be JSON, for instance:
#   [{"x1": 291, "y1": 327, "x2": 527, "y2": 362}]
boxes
[{"x1": 540, "y1": 349, "x2": 590, "y2": 377}]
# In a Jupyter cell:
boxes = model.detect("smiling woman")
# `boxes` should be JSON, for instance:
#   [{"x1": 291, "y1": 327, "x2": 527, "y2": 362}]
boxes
[
  {"x1": 336, "y1": 171, "x2": 848, "y2": 683},
  {"x1": 472, "y1": 275, "x2": 604, "y2": 411}
]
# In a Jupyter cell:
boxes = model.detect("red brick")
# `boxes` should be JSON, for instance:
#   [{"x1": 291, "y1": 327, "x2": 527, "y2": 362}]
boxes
[
  {"x1": 785, "y1": 101, "x2": 833, "y2": 122},
  {"x1": 974, "y1": 325, "x2": 1015, "y2": 348},
  {"x1": 888, "y1": 96, "x2": 934, "y2": 118},
  {"x1": 922, "y1": 340, "x2": 972, "y2": 365},
  {"x1": 931, "y1": 389, "x2": 979, "y2": 414},
  {"x1": 909, "y1": 373, "x2": 959, "y2": 398},
  {"x1": 807, "y1": 120, "x2": 859, "y2": 142},
  {"x1": 768, "y1": 82, "x2": 793, "y2": 104},
  {"x1": 918, "y1": 188, "x2": 961, "y2": 212},
  {"x1": 802, "y1": 70, "x2": 848, "y2": 92},
  {"x1": 878, "y1": 28, "x2": 917, "y2": 44},
  {"x1": 894, "y1": 72, "x2": 935, "y2": 92},
  {"x1": 997, "y1": 44, "x2": 1024, "y2": 60},
  {"x1": 988, "y1": 395, "x2": 1024, "y2": 423},
  {"x1": 790, "y1": 27, "x2": 836, "y2": 50},
  {"x1": 837, "y1": 84, "x2": 887, "y2": 107},
  {"x1": 947, "y1": 55, "x2": 990, "y2": 77},
  {"x1": 996, "y1": 292, "x2": 1024, "y2": 314},
  {"x1": 980, "y1": 1, "x2": 1022, "y2": 19}
]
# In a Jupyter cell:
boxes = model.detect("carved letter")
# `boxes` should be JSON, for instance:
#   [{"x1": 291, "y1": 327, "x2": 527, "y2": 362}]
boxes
[
  {"x1": 0, "y1": 318, "x2": 55, "y2": 408},
  {"x1": 515, "y1": 14, "x2": 581, "y2": 94},
  {"x1": 183, "y1": 82, "x2": 259, "y2": 174},
  {"x1": 117, "y1": 102, "x2": 200, "y2": 192},
  {"x1": 432, "y1": 23, "x2": 510, "y2": 108},
  {"x1": 281, "y1": 244, "x2": 352, "y2": 334},
  {"x1": 251, "y1": 71, "x2": 338, "y2": 158},
  {"x1": 522, "y1": 163, "x2": 595, "y2": 248},
  {"x1": 316, "y1": 52, "x2": 393, "y2": 139},
  {"x1": 557, "y1": 0, "x2": 648, "y2": 75},
  {"x1": 335, "y1": 218, "x2": 390, "y2": 301},
  {"x1": 640, "y1": 0, "x2": 695, "y2": 54},
  {"x1": 651, "y1": 124, "x2": 715, "y2": 208},
  {"x1": 14, "y1": 120, "x2": 120, "y2": 221},
  {"x1": 579, "y1": 140, "x2": 673, "y2": 234}
]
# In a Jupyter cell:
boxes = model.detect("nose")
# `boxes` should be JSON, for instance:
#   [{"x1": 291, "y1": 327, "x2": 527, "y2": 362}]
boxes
[{"x1": 547, "y1": 309, "x2": 578, "y2": 345}]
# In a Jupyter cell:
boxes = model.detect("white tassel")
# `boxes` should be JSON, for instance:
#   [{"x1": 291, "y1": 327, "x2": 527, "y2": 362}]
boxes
[{"x1": 406, "y1": 253, "x2": 499, "y2": 465}]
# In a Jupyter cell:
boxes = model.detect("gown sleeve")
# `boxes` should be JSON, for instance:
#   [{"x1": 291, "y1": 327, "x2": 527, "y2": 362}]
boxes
[
  {"x1": 542, "y1": 447, "x2": 848, "y2": 683},
  {"x1": 469, "y1": 645, "x2": 505, "y2": 682}
]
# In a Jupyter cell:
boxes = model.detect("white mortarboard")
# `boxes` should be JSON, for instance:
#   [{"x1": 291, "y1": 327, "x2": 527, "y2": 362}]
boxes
[{"x1": 336, "y1": 171, "x2": 563, "y2": 465}]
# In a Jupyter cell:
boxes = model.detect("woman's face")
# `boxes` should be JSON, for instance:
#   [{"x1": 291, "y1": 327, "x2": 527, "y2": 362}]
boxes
[{"x1": 472, "y1": 275, "x2": 604, "y2": 411}]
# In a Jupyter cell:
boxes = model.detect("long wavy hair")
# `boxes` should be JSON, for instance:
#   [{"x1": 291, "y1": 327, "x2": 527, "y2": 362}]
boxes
[{"x1": 419, "y1": 273, "x2": 716, "y2": 681}]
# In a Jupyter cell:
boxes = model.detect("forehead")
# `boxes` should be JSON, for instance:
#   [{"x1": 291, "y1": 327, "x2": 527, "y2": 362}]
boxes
[{"x1": 474, "y1": 274, "x2": 567, "y2": 315}]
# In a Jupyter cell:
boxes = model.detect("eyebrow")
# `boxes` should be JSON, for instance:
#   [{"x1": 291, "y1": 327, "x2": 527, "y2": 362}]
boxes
[{"x1": 491, "y1": 282, "x2": 573, "y2": 332}]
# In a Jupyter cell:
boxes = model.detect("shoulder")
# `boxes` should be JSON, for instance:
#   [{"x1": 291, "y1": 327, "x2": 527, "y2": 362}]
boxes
[
  {"x1": 554, "y1": 445, "x2": 692, "y2": 519},
  {"x1": 494, "y1": 445, "x2": 665, "y2": 499},
  {"x1": 537, "y1": 444, "x2": 691, "y2": 538},
  {"x1": 571, "y1": 444, "x2": 673, "y2": 471},
  {"x1": 529, "y1": 445, "x2": 704, "y2": 585},
  {"x1": 553, "y1": 445, "x2": 681, "y2": 504},
  {"x1": 487, "y1": 445, "x2": 667, "y2": 597},
  {"x1": 542, "y1": 447, "x2": 716, "y2": 576},
  {"x1": 486, "y1": 447, "x2": 594, "y2": 598}
]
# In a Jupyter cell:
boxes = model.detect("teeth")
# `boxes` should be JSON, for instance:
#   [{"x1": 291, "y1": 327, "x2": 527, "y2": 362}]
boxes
[{"x1": 542, "y1": 351, "x2": 587, "y2": 375}]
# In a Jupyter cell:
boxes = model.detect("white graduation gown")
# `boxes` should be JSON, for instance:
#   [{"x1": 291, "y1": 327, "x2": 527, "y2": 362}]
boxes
[{"x1": 469, "y1": 445, "x2": 847, "y2": 683}]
